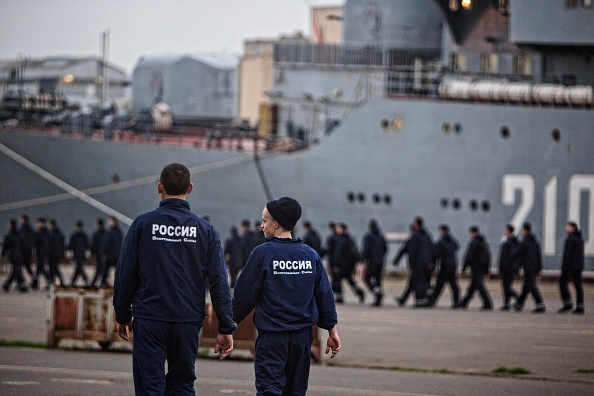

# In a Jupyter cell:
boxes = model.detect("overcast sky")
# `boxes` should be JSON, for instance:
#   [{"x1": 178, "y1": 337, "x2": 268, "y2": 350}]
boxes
[{"x1": 0, "y1": 0, "x2": 344, "y2": 74}]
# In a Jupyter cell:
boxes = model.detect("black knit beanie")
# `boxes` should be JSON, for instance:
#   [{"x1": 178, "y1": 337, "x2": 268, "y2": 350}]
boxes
[{"x1": 266, "y1": 197, "x2": 302, "y2": 231}]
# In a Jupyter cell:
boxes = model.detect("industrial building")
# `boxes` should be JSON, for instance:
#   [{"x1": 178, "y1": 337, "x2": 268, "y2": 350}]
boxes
[
  {"x1": 0, "y1": 56, "x2": 129, "y2": 108},
  {"x1": 131, "y1": 53, "x2": 238, "y2": 119}
]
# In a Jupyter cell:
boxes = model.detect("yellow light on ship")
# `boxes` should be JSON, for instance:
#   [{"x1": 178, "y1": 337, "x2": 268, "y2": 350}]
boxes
[
  {"x1": 461, "y1": 0, "x2": 472, "y2": 8},
  {"x1": 63, "y1": 74, "x2": 74, "y2": 83}
]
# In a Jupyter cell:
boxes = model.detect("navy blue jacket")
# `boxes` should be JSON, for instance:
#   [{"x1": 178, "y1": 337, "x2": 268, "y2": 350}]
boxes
[
  {"x1": 68, "y1": 230, "x2": 89, "y2": 261},
  {"x1": 232, "y1": 237, "x2": 337, "y2": 333},
  {"x1": 509, "y1": 233, "x2": 542, "y2": 274},
  {"x1": 113, "y1": 199, "x2": 236, "y2": 334},
  {"x1": 2, "y1": 229, "x2": 23, "y2": 264},
  {"x1": 106, "y1": 225, "x2": 123, "y2": 261},
  {"x1": 362, "y1": 229, "x2": 387, "y2": 265},
  {"x1": 499, "y1": 235, "x2": 519, "y2": 273},
  {"x1": 561, "y1": 230, "x2": 584, "y2": 272},
  {"x1": 434, "y1": 233, "x2": 459, "y2": 271}
]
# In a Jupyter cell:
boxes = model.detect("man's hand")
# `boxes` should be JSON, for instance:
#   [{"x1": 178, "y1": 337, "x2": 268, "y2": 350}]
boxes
[
  {"x1": 325, "y1": 326, "x2": 341, "y2": 359},
  {"x1": 214, "y1": 333, "x2": 233, "y2": 360},
  {"x1": 118, "y1": 321, "x2": 132, "y2": 341}
]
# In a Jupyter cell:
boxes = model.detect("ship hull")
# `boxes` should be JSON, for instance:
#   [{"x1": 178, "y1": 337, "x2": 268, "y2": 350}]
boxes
[{"x1": 1, "y1": 96, "x2": 593, "y2": 270}]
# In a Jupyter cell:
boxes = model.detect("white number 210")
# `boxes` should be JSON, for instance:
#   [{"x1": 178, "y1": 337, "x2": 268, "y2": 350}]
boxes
[{"x1": 502, "y1": 174, "x2": 594, "y2": 257}]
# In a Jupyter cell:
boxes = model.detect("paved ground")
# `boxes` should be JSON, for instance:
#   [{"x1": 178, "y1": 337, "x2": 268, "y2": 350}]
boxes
[{"x1": 1, "y1": 266, "x2": 593, "y2": 395}]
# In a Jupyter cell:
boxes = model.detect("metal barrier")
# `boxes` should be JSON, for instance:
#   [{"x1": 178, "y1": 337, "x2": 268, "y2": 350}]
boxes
[{"x1": 46, "y1": 286, "x2": 129, "y2": 350}]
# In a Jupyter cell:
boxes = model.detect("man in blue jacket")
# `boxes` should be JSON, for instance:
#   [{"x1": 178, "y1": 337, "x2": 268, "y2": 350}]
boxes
[
  {"x1": 113, "y1": 163, "x2": 235, "y2": 395},
  {"x1": 233, "y1": 197, "x2": 340, "y2": 396}
]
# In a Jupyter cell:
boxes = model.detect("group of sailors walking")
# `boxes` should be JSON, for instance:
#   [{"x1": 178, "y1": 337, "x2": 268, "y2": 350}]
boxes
[
  {"x1": 1, "y1": 214, "x2": 124, "y2": 291},
  {"x1": 3, "y1": 212, "x2": 586, "y2": 315}
]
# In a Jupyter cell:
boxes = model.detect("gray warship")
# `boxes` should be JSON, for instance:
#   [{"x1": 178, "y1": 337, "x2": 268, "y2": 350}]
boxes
[{"x1": 0, "y1": 0, "x2": 593, "y2": 271}]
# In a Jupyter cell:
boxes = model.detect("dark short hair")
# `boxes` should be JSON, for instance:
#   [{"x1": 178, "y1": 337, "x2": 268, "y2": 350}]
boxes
[
  {"x1": 369, "y1": 219, "x2": 378, "y2": 231},
  {"x1": 303, "y1": 221, "x2": 312, "y2": 228},
  {"x1": 159, "y1": 163, "x2": 191, "y2": 196},
  {"x1": 522, "y1": 222, "x2": 531, "y2": 232},
  {"x1": 9, "y1": 218, "x2": 17, "y2": 230},
  {"x1": 505, "y1": 224, "x2": 514, "y2": 233},
  {"x1": 439, "y1": 224, "x2": 449, "y2": 232},
  {"x1": 21, "y1": 214, "x2": 29, "y2": 223},
  {"x1": 469, "y1": 225, "x2": 479, "y2": 233},
  {"x1": 37, "y1": 217, "x2": 47, "y2": 224},
  {"x1": 567, "y1": 221, "x2": 578, "y2": 230},
  {"x1": 76, "y1": 220, "x2": 83, "y2": 228},
  {"x1": 241, "y1": 219, "x2": 250, "y2": 227},
  {"x1": 414, "y1": 216, "x2": 424, "y2": 228},
  {"x1": 97, "y1": 218, "x2": 104, "y2": 227},
  {"x1": 328, "y1": 221, "x2": 335, "y2": 229}
]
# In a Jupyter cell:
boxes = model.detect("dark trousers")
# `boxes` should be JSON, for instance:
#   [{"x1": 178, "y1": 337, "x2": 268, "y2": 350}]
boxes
[
  {"x1": 3, "y1": 260, "x2": 26, "y2": 288},
  {"x1": 70, "y1": 258, "x2": 88, "y2": 285},
  {"x1": 364, "y1": 261, "x2": 383, "y2": 294},
  {"x1": 91, "y1": 256, "x2": 105, "y2": 286},
  {"x1": 398, "y1": 271, "x2": 414, "y2": 303},
  {"x1": 516, "y1": 271, "x2": 544, "y2": 307},
  {"x1": 48, "y1": 256, "x2": 64, "y2": 285},
  {"x1": 102, "y1": 258, "x2": 117, "y2": 285},
  {"x1": 461, "y1": 270, "x2": 492, "y2": 308},
  {"x1": 229, "y1": 265, "x2": 241, "y2": 288},
  {"x1": 35, "y1": 255, "x2": 49, "y2": 286},
  {"x1": 132, "y1": 318, "x2": 203, "y2": 396},
  {"x1": 255, "y1": 327, "x2": 313, "y2": 396},
  {"x1": 412, "y1": 266, "x2": 430, "y2": 303},
  {"x1": 22, "y1": 250, "x2": 34, "y2": 279},
  {"x1": 431, "y1": 265, "x2": 459, "y2": 305},
  {"x1": 501, "y1": 270, "x2": 518, "y2": 305},
  {"x1": 559, "y1": 268, "x2": 584, "y2": 306}
]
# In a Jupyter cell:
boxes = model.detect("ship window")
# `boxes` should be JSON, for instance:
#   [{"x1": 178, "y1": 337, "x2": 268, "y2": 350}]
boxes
[
  {"x1": 452, "y1": 199, "x2": 461, "y2": 210},
  {"x1": 469, "y1": 200, "x2": 478, "y2": 211},
  {"x1": 449, "y1": 52, "x2": 467, "y2": 72},
  {"x1": 442, "y1": 122, "x2": 451, "y2": 134},
  {"x1": 347, "y1": 191, "x2": 355, "y2": 203},
  {"x1": 372, "y1": 193, "x2": 381, "y2": 204},
  {"x1": 482, "y1": 200, "x2": 491, "y2": 212},
  {"x1": 112, "y1": 173, "x2": 121, "y2": 183},
  {"x1": 440, "y1": 198, "x2": 449, "y2": 208},
  {"x1": 552, "y1": 129, "x2": 561, "y2": 142},
  {"x1": 454, "y1": 123, "x2": 462, "y2": 134},
  {"x1": 449, "y1": 0, "x2": 459, "y2": 11},
  {"x1": 392, "y1": 117, "x2": 402, "y2": 130},
  {"x1": 381, "y1": 119, "x2": 389, "y2": 130},
  {"x1": 501, "y1": 126, "x2": 510, "y2": 138},
  {"x1": 513, "y1": 54, "x2": 532, "y2": 76},
  {"x1": 480, "y1": 53, "x2": 499, "y2": 73},
  {"x1": 566, "y1": 0, "x2": 578, "y2": 7},
  {"x1": 384, "y1": 194, "x2": 392, "y2": 205},
  {"x1": 357, "y1": 192, "x2": 365, "y2": 203}
]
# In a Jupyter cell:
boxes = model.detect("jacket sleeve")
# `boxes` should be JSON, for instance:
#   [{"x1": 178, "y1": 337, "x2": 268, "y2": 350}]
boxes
[
  {"x1": 206, "y1": 226, "x2": 237, "y2": 334},
  {"x1": 392, "y1": 240, "x2": 409, "y2": 266},
  {"x1": 113, "y1": 221, "x2": 140, "y2": 324},
  {"x1": 462, "y1": 242, "x2": 476, "y2": 271},
  {"x1": 232, "y1": 248, "x2": 262, "y2": 325},
  {"x1": 314, "y1": 256, "x2": 338, "y2": 330}
]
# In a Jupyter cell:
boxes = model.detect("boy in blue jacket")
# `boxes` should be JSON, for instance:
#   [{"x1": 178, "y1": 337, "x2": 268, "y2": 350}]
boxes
[
  {"x1": 233, "y1": 197, "x2": 340, "y2": 396},
  {"x1": 113, "y1": 163, "x2": 235, "y2": 395}
]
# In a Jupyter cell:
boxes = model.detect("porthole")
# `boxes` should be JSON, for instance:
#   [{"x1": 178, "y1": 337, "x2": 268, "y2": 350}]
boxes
[
  {"x1": 469, "y1": 200, "x2": 478, "y2": 211},
  {"x1": 442, "y1": 122, "x2": 451, "y2": 134},
  {"x1": 384, "y1": 194, "x2": 392, "y2": 205},
  {"x1": 112, "y1": 173, "x2": 121, "y2": 183},
  {"x1": 392, "y1": 117, "x2": 402, "y2": 130},
  {"x1": 347, "y1": 191, "x2": 355, "y2": 203},
  {"x1": 440, "y1": 198, "x2": 449, "y2": 208},
  {"x1": 454, "y1": 123, "x2": 462, "y2": 134},
  {"x1": 482, "y1": 200, "x2": 491, "y2": 212},
  {"x1": 501, "y1": 126, "x2": 510, "y2": 138},
  {"x1": 452, "y1": 199, "x2": 461, "y2": 210},
  {"x1": 372, "y1": 193, "x2": 381, "y2": 204},
  {"x1": 552, "y1": 128, "x2": 561, "y2": 142},
  {"x1": 357, "y1": 192, "x2": 365, "y2": 203},
  {"x1": 381, "y1": 119, "x2": 390, "y2": 130}
]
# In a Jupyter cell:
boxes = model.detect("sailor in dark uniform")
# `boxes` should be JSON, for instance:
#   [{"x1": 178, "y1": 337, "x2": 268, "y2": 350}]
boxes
[
  {"x1": 233, "y1": 197, "x2": 340, "y2": 395},
  {"x1": 558, "y1": 221, "x2": 585, "y2": 314},
  {"x1": 429, "y1": 224, "x2": 460, "y2": 307},
  {"x1": 2, "y1": 219, "x2": 28, "y2": 292},
  {"x1": 455, "y1": 226, "x2": 493, "y2": 310},
  {"x1": 114, "y1": 163, "x2": 235, "y2": 394},
  {"x1": 498, "y1": 224, "x2": 519, "y2": 310},
  {"x1": 511, "y1": 222, "x2": 546, "y2": 313}
]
